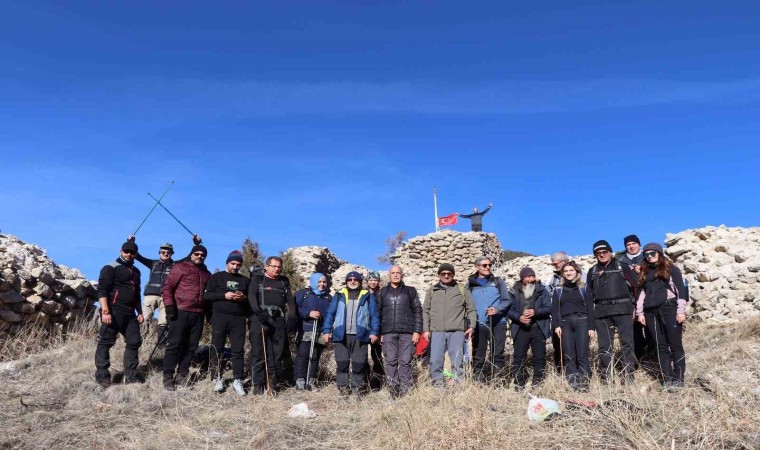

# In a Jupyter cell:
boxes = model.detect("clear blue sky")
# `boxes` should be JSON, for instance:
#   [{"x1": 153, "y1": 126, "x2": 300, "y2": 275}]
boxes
[{"x1": 2, "y1": 1, "x2": 759, "y2": 280}]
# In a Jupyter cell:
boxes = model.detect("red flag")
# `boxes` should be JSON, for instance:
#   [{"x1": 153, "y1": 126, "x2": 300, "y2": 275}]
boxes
[{"x1": 438, "y1": 213, "x2": 458, "y2": 227}]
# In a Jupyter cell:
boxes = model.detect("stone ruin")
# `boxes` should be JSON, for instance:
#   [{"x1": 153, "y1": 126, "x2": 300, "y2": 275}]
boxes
[{"x1": 0, "y1": 234, "x2": 98, "y2": 337}]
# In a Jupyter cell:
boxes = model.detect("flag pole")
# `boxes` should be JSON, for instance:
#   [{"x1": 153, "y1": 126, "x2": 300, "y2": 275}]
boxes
[{"x1": 434, "y1": 186, "x2": 440, "y2": 232}]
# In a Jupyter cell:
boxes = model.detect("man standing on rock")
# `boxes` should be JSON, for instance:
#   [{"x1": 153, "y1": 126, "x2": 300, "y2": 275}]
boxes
[
  {"x1": 366, "y1": 270, "x2": 385, "y2": 391},
  {"x1": 617, "y1": 235, "x2": 651, "y2": 364},
  {"x1": 468, "y1": 256, "x2": 509, "y2": 383},
  {"x1": 204, "y1": 250, "x2": 249, "y2": 396},
  {"x1": 128, "y1": 234, "x2": 201, "y2": 340},
  {"x1": 423, "y1": 263, "x2": 477, "y2": 387},
  {"x1": 587, "y1": 240, "x2": 638, "y2": 384},
  {"x1": 376, "y1": 266, "x2": 422, "y2": 398},
  {"x1": 161, "y1": 243, "x2": 211, "y2": 391},
  {"x1": 95, "y1": 240, "x2": 144, "y2": 388},
  {"x1": 458, "y1": 202, "x2": 493, "y2": 232},
  {"x1": 248, "y1": 256, "x2": 297, "y2": 395}
]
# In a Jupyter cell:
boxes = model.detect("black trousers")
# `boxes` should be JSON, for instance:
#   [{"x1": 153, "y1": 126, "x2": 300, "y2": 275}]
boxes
[
  {"x1": 95, "y1": 310, "x2": 142, "y2": 381},
  {"x1": 334, "y1": 334, "x2": 368, "y2": 389},
  {"x1": 249, "y1": 315, "x2": 288, "y2": 387},
  {"x1": 645, "y1": 306, "x2": 685, "y2": 383},
  {"x1": 209, "y1": 313, "x2": 246, "y2": 380},
  {"x1": 472, "y1": 224, "x2": 483, "y2": 232},
  {"x1": 559, "y1": 315, "x2": 591, "y2": 388},
  {"x1": 294, "y1": 338, "x2": 324, "y2": 382},
  {"x1": 595, "y1": 314, "x2": 635, "y2": 381},
  {"x1": 511, "y1": 323, "x2": 546, "y2": 387},
  {"x1": 551, "y1": 332, "x2": 562, "y2": 372},
  {"x1": 633, "y1": 319, "x2": 653, "y2": 362},
  {"x1": 368, "y1": 340, "x2": 385, "y2": 388},
  {"x1": 472, "y1": 320, "x2": 507, "y2": 379},
  {"x1": 163, "y1": 310, "x2": 204, "y2": 380}
]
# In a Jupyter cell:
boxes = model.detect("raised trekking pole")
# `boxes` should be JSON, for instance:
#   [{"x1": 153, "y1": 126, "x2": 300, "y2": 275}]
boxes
[
  {"x1": 261, "y1": 327, "x2": 273, "y2": 396},
  {"x1": 306, "y1": 319, "x2": 318, "y2": 390},
  {"x1": 133, "y1": 181, "x2": 174, "y2": 235},
  {"x1": 146, "y1": 192, "x2": 195, "y2": 236}
]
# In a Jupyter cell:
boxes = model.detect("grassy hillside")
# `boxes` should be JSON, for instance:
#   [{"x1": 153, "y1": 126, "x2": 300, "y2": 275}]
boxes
[{"x1": 1, "y1": 318, "x2": 758, "y2": 449}]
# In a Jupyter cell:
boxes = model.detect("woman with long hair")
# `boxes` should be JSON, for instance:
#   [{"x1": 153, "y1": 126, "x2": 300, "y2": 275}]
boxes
[
  {"x1": 636, "y1": 243, "x2": 687, "y2": 390},
  {"x1": 550, "y1": 261, "x2": 595, "y2": 391}
]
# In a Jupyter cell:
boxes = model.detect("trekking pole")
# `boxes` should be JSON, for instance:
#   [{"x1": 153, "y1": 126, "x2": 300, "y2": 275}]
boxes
[
  {"x1": 306, "y1": 319, "x2": 318, "y2": 389},
  {"x1": 488, "y1": 315, "x2": 495, "y2": 379},
  {"x1": 133, "y1": 181, "x2": 174, "y2": 235},
  {"x1": 147, "y1": 325, "x2": 169, "y2": 366},
  {"x1": 146, "y1": 192, "x2": 195, "y2": 236},
  {"x1": 261, "y1": 327, "x2": 272, "y2": 396}
]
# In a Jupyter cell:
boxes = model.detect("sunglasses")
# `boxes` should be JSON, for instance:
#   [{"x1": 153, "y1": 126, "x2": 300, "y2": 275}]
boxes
[
  {"x1": 160, "y1": 250, "x2": 173, "y2": 254},
  {"x1": 122, "y1": 250, "x2": 135, "y2": 255},
  {"x1": 479, "y1": 264, "x2": 492, "y2": 268},
  {"x1": 595, "y1": 250, "x2": 610, "y2": 256},
  {"x1": 439, "y1": 272, "x2": 454, "y2": 277},
  {"x1": 644, "y1": 251, "x2": 658, "y2": 258},
  {"x1": 192, "y1": 252, "x2": 206, "y2": 257},
  {"x1": 347, "y1": 277, "x2": 360, "y2": 282}
]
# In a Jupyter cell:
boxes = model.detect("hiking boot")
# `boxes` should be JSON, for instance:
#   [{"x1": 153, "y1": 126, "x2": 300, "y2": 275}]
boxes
[
  {"x1": 295, "y1": 378, "x2": 306, "y2": 391},
  {"x1": 252, "y1": 384, "x2": 265, "y2": 396},
  {"x1": 306, "y1": 380, "x2": 318, "y2": 391},
  {"x1": 338, "y1": 386, "x2": 351, "y2": 398},
  {"x1": 232, "y1": 379, "x2": 246, "y2": 396},
  {"x1": 163, "y1": 379, "x2": 175, "y2": 391},
  {"x1": 124, "y1": 373, "x2": 145, "y2": 384},
  {"x1": 96, "y1": 378, "x2": 112, "y2": 389},
  {"x1": 176, "y1": 373, "x2": 191, "y2": 387},
  {"x1": 212, "y1": 378, "x2": 224, "y2": 393}
]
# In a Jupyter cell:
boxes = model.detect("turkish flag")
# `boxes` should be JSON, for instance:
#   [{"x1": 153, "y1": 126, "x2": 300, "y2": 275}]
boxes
[{"x1": 438, "y1": 213, "x2": 458, "y2": 227}]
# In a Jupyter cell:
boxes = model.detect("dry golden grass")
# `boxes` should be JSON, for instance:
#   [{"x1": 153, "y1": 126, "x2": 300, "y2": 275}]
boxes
[{"x1": 1, "y1": 318, "x2": 759, "y2": 449}]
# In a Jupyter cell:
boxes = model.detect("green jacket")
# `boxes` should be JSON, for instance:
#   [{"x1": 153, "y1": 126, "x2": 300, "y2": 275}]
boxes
[{"x1": 423, "y1": 282, "x2": 477, "y2": 332}]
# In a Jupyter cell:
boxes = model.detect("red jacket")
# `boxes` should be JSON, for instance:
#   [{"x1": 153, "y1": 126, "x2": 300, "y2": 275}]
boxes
[{"x1": 162, "y1": 261, "x2": 211, "y2": 313}]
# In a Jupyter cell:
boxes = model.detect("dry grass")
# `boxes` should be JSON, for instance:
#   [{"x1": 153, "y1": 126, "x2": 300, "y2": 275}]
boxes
[{"x1": 1, "y1": 319, "x2": 759, "y2": 449}]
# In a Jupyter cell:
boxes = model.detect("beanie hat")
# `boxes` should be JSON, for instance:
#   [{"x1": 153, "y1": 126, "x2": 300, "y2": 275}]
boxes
[
  {"x1": 191, "y1": 244, "x2": 208, "y2": 256},
  {"x1": 623, "y1": 235, "x2": 641, "y2": 246},
  {"x1": 345, "y1": 271, "x2": 363, "y2": 282},
  {"x1": 593, "y1": 240, "x2": 612, "y2": 253},
  {"x1": 121, "y1": 241, "x2": 138, "y2": 252},
  {"x1": 226, "y1": 250, "x2": 243, "y2": 264},
  {"x1": 643, "y1": 242, "x2": 664, "y2": 255},
  {"x1": 519, "y1": 267, "x2": 536, "y2": 279},
  {"x1": 367, "y1": 271, "x2": 381, "y2": 281},
  {"x1": 438, "y1": 263, "x2": 455, "y2": 274}
]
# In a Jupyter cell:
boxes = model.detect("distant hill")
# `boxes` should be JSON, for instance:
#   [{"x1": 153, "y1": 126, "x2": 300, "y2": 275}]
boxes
[{"x1": 502, "y1": 249, "x2": 534, "y2": 261}]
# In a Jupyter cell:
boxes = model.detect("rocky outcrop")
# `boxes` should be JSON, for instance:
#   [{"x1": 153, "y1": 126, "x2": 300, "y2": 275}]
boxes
[
  {"x1": 282, "y1": 246, "x2": 371, "y2": 293},
  {"x1": 0, "y1": 234, "x2": 97, "y2": 336}
]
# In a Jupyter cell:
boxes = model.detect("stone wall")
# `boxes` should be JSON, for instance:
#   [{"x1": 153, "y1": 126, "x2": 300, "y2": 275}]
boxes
[{"x1": 0, "y1": 234, "x2": 97, "y2": 336}]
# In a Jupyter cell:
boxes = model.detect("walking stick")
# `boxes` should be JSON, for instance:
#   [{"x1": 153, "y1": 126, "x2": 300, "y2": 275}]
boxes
[
  {"x1": 147, "y1": 325, "x2": 168, "y2": 366},
  {"x1": 488, "y1": 315, "x2": 495, "y2": 379},
  {"x1": 306, "y1": 319, "x2": 318, "y2": 389},
  {"x1": 261, "y1": 327, "x2": 272, "y2": 396},
  {"x1": 146, "y1": 192, "x2": 195, "y2": 236},
  {"x1": 133, "y1": 181, "x2": 174, "y2": 235}
]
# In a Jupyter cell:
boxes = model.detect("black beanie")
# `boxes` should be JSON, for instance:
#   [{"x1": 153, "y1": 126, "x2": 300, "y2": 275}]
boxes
[
  {"x1": 592, "y1": 240, "x2": 612, "y2": 253},
  {"x1": 623, "y1": 234, "x2": 641, "y2": 246},
  {"x1": 121, "y1": 241, "x2": 138, "y2": 252},
  {"x1": 438, "y1": 263, "x2": 455, "y2": 274},
  {"x1": 226, "y1": 250, "x2": 243, "y2": 264},
  {"x1": 191, "y1": 244, "x2": 208, "y2": 255}
]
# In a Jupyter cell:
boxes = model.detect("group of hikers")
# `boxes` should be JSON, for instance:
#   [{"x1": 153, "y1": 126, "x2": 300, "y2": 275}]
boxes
[{"x1": 94, "y1": 233, "x2": 688, "y2": 397}]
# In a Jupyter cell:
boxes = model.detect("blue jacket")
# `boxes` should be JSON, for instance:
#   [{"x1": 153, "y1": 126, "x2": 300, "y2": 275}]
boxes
[
  {"x1": 467, "y1": 274, "x2": 509, "y2": 325},
  {"x1": 322, "y1": 288, "x2": 380, "y2": 343},
  {"x1": 295, "y1": 288, "x2": 331, "y2": 334},
  {"x1": 500, "y1": 281, "x2": 552, "y2": 340}
]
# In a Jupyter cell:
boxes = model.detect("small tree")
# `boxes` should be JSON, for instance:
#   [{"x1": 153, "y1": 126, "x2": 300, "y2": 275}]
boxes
[
  {"x1": 377, "y1": 231, "x2": 407, "y2": 264},
  {"x1": 280, "y1": 250, "x2": 305, "y2": 292},
  {"x1": 241, "y1": 237, "x2": 265, "y2": 277}
]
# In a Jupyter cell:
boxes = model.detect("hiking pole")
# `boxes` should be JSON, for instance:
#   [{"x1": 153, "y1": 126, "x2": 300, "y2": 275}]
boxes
[
  {"x1": 261, "y1": 327, "x2": 272, "y2": 396},
  {"x1": 146, "y1": 192, "x2": 195, "y2": 236},
  {"x1": 133, "y1": 181, "x2": 174, "y2": 235},
  {"x1": 306, "y1": 319, "x2": 318, "y2": 389},
  {"x1": 147, "y1": 325, "x2": 169, "y2": 367},
  {"x1": 488, "y1": 315, "x2": 495, "y2": 379}
]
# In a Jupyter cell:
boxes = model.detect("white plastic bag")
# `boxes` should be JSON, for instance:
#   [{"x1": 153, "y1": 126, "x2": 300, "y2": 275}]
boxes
[
  {"x1": 288, "y1": 402, "x2": 317, "y2": 418},
  {"x1": 526, "y1": 394, "x2": 560, "y2": 422}
]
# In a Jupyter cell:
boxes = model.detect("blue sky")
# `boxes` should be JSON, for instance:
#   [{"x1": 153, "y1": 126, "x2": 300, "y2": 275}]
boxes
[{"x1": 2, "y1": 1, "x2": 759, "y2": 280}]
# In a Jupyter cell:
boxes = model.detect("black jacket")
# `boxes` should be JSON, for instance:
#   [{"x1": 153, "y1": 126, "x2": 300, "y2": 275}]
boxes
[
  {"x1": 375, "y1": 283, "x2": 423, "y2": 335},
  {"x1": 97, "y1": 258, "x2": 141, "y2": 313}
]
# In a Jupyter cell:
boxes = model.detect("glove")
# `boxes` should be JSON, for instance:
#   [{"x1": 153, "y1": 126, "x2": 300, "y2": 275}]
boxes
[
  {"x1": 165, "y1": 305, "x2": 177, "y2": 320},
  {"x1": 287, "y1": 317, "x2": 298, "y2": 334},
  {"x1": 256, "y1": 311, "x2": 269, "y2": 324}
]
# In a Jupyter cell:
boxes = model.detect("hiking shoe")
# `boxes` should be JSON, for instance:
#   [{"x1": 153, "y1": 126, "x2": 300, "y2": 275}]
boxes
[
  {"x1": 163, "y1": 379, "x2": 175, "y2": 391},
  {"x1": 232, "y1": 379, "x2": 246, "y2": 396},
  {"x1": 176, "y1": 374, "x2": 191, "y2": 387},
  {"x1": 295, "y1": 378, "x2": 306, "y2": 391},
  {"x1": 124, "y1": 373, "x2": 145, "y2": 384},
  {"x1": 306, "y1": 380, "x2": 317, "y2": 391},
  {"x1": 212, "y1": 378, "x2": 224, "y2": 393},
  {"x1": 96, "y1": 378, "x2": 111, "y2": 389},
  {"x1": 252, "y1": 384, "x2": 265, "y2": 396},
  {"x1": 338, "y1": 386, "x2": 351, "y2": 398}
]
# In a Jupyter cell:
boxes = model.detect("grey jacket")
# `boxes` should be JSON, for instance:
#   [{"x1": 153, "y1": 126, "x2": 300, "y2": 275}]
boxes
[{"x1": 423, "y1": 282, "x2": 477, "y2": 333}]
